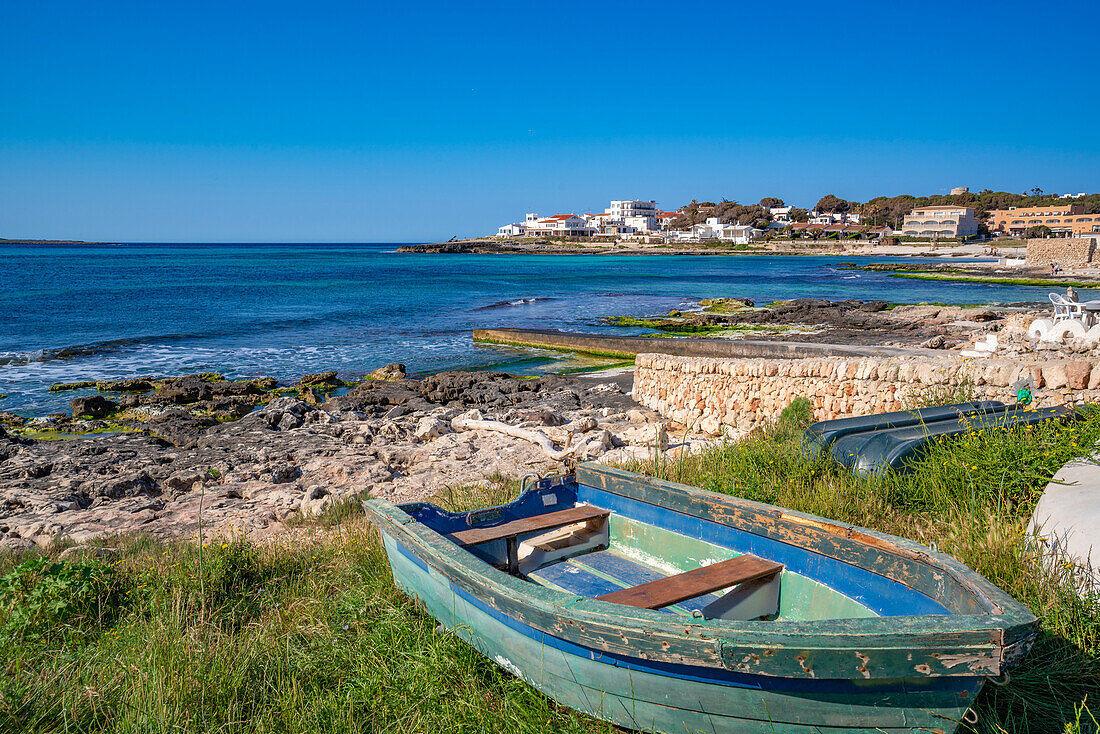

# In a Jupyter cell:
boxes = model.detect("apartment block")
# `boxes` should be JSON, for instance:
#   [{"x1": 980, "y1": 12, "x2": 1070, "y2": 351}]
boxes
[
  {"x1": 900, "y1": 206, "x2": 979, "y2": 238},
  {"x1": 985, "y1": 204, "x2": 1100, "y2": 237}
]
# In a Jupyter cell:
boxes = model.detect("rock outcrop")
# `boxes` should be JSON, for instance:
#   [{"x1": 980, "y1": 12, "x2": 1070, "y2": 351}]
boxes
[{"x1": 1, "y1": 371, "x2": 699, "y2": 550}]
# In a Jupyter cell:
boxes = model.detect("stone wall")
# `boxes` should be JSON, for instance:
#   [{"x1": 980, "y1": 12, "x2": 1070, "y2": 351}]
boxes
[
  {"x1": 633, "y1": 352, "x2": 1100, "y2": 434},
  {"x1": 1025, "y1": 237, "x2": 1097, "y2": 267}
]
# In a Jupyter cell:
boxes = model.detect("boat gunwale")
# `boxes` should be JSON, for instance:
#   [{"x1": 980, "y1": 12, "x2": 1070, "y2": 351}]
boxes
[
  {"x1": 363, "y1": 463, "x2": 1037, "y2": 680},
  {"x1": 575, "y1": 464, "x2": 1030, "y2": 620}
]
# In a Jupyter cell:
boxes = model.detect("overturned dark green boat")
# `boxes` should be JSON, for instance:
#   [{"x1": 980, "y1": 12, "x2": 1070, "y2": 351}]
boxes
[{"x1": 364, "y1": 464, "x2": 1038, "y2": 733}]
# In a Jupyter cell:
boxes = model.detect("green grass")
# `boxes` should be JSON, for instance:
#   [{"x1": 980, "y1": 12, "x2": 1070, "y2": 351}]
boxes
[
  {"x1": 598, "y1": 315, "x2": 776, "y2": 337},
  {"x1": 47, "y1": 380, "x2": 99, "y2": 392},
  {"x1": 697, "y1": 298, "x2": 756, "y2": 315},
  {"x1": 888, "y1": 271, "x2": 1100, "y2": 289},
  {"x1": 0, "y1": 486, "x2": 611, "y2": 734},
  {"x1": 622, "y1": 400, "x2": 1100, "y2": 734},
  {"x1": 3, "y1": 407, "x2": 1100, "y2": 732}
]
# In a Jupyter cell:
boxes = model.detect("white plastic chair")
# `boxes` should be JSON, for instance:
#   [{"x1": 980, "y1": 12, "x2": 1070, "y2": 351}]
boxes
[{"x1": 1049, "y1": 293, "x2": 1086, "y2": 323}]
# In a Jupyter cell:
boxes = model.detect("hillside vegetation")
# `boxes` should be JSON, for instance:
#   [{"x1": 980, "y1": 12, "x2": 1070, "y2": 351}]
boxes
[{"x1": 665, "y1": 191, "x2": 1100, "y2": 232}]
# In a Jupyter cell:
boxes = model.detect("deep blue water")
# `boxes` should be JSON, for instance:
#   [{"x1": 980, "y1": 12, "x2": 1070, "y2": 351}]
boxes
[{"x1": 0, "y1": 243, "x2": 1086, "y2": 415}]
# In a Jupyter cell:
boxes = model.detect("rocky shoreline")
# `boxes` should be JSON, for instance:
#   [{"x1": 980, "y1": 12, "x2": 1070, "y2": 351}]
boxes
[
  {"x1": 596, "y1": 297, "x2": 1040, "y2": 349},
  {"x1": 0, "y1": 296, "x2": 1057, "y2": 553},
  {"x1": 0, "y1": 367, "x2": 704, "y2": 551}
]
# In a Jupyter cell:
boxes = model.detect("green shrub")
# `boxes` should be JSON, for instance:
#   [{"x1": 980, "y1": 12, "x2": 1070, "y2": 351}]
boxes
[
  {"x1": 776, "y1": 397, "x2": 813, "y2": 429},
  {"x1": 0, "y1": 556, "x2": 127, "y2": 642}
]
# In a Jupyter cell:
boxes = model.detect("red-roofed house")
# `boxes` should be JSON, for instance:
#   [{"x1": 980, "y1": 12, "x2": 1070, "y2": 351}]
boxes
[
  {"x1": 658, "y1": 211, "x2": 680, "y2": 225},
  {"x1": 525, "y1": 214, "x2": 592, "y2": 237}
]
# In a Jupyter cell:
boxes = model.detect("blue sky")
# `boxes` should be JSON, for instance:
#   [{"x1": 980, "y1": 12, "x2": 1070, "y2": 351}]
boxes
[{"x1": 2, "y1": 1, "x2": 1098, "y2": 242}]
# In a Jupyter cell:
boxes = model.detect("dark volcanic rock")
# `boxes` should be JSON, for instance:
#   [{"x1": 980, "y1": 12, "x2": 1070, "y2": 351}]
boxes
[
  {"x1": 97, "y1": 471, "x2": 158, "y2": 500},
  {"x1": 144, "y1": 410, "x2": 218, "y2": 449},
  {"x1": 418, "y1": 371, "x2": 539, "y2": 407},
  {"x1": 324, "y1": 380, "x2": 421, "y2": 412},
  {"x1": 96, "y1": 378, "x2": 157, "y2": 393},
  {"x1": 271, "y1": 465, "x2": 302, "y2": 484},
  {"x1": 369, "y1": 363, "x2": 407, "y2": 381},
  {"x1": 299, "y1": 371, "x2": 344, "y2": 387},
  {"x1": 156, "y1": 376, "x2": 215, "y2": 404},
  {"x1": 0, "y1": 413, "x2": 28, "y2": 428},
  {"x1": 71, "y1": 395, "x2": 119, "y2": 419}
]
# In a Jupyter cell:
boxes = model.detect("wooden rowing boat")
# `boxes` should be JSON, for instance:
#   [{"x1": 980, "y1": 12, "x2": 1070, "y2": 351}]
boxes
[{"x1": 364, "y1": 463, "x2": 1037, "y2": 733}]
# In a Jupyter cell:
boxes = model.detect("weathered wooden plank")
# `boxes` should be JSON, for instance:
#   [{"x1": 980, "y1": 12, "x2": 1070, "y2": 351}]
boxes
[
  {"x1": 589, "y1": 484, "x2": 942, "y2": 618},
  {"x1": 446, "y1": 504, "x2": 608, "y2": 546},
  {"x1": 569, "y1": 549, "x2": 723, "y2": 613},
  {"x1": 365, "y1": 498, "x2": 1021, "y2": 679},
  {"x1": 595, "y1": 555, "x2": 782, "y2": 609}
]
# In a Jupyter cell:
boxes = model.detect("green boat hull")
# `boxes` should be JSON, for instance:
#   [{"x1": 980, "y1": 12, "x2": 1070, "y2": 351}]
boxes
[{"x1": 382, "y1": 534, "x2": 980, "y2": 733}]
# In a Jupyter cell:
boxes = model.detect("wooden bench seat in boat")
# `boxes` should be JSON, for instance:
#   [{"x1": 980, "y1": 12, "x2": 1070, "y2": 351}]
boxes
[
  {"x1": 596, "y1": 554, "x2": 783, "y2": 612},
  {"x1": 528, "y1": 550, "x2": 783, "y2": 620},
  {"x1": 446, "y1": 504, "x2": 610, "y2": 574}
]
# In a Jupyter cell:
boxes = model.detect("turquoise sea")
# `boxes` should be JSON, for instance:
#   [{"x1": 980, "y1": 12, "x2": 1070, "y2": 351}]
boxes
[{"x1": 1, "y1": 243, "x2": 1088, "y2": 416}]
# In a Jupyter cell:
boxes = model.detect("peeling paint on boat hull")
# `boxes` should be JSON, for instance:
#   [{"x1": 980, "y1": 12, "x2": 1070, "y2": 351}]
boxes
[{"x1": 382, "y1": 534, "x2": 980, "y2": 733}]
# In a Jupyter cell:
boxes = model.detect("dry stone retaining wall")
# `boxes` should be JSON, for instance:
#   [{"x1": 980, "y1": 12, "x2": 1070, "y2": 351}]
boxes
[
  {"x1": 1025, "y1": 237, "x2": 1097, "y2": 267},
  {"x1": 633, "y1": 352, "x2": 1100, "y2": 434}
]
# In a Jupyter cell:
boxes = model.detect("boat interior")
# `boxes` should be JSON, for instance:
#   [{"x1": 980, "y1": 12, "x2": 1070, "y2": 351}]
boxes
[{"x1": 399, "y1": 476, "x2": 952, "y2": 623}]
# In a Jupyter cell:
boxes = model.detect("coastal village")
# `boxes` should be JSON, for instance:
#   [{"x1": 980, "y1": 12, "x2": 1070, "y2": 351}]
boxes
[{"x1": 493, "y1": 189, "x2": 1100, "y2": 250}]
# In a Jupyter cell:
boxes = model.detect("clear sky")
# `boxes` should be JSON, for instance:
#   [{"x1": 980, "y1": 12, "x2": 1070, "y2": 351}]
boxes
[{"x1": 2, "y1": 0, "x2": 1098, "y2": 242}]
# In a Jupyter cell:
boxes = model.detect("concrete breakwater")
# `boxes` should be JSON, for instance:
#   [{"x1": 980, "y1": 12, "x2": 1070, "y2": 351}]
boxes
[
  {"x1": 473, "y1": 328, "x2": 918, "y2": 360},
  {"x1": 633, "y1": 352, "x2": 1100, "y2": 434}
]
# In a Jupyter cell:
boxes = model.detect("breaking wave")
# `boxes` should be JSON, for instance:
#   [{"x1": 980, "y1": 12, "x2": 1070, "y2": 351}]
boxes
[{"x1": 474, "y1": 297, "x2": 557, "y2": 311}]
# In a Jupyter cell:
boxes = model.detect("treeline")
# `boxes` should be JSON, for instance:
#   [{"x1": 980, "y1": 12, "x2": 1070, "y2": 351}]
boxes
[
  {"x1": 665, "y1": 190, "x2": 1100, "y2": 231},
  {"x1": 859, "y1": 190, "x2": 1100, "y2": 228},
  {"x1": 668, "y1": 199, "x2": 809, "y2": 231}
]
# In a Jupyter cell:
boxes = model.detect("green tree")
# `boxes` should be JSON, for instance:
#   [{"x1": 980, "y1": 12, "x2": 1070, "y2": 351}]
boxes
[
  {"x1": 1024, "y1": 225, "x2": 1053, "y2": 238},
  {"x1": 815, "y1": 194, "x2": 851, "y2": 213},
  {"x1": 759, "y1": 197, "x2": 784, "y2": 208},
  {"x1": 788, "y1": 207, "x2": 809, "y2": 222}
]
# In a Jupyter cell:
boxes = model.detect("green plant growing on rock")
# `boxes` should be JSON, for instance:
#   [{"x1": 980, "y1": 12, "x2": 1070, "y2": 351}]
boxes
[{"x1": 905, "y1": 371, "x2": 978, "y2": 408}]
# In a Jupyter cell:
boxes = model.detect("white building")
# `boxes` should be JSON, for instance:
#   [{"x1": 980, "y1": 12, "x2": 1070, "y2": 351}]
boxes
[
  {"x1": 672, "y1": 218, "x2": 760, "y2": 244},
  {"x1": 809, "y1": 210, "x2": 861, "y2": 225},
  {"x1": 497, "y1": 223, "x2": 526, "y2": 237},
  {"x1": 691, "y1": 217, "x2": 725, "y2": 239},
  {"x1": 606, "y1": 200, "x2": 658, "y2": 231},
  {"x1": 525, "y1": 214, "x2": 593, "y2": 237},
  {"x1": 767, "y1": 206, "x2": 793, "y2": 223},
  {"x1": 623, "y1": 215, "x2": 656, "y2": 233},
  {"x1": 718, "y1": 225, "x2": 760, "y2": 245},
  {"x1": 657, "y1": 210, "x2": 680, "y2": 227}
]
